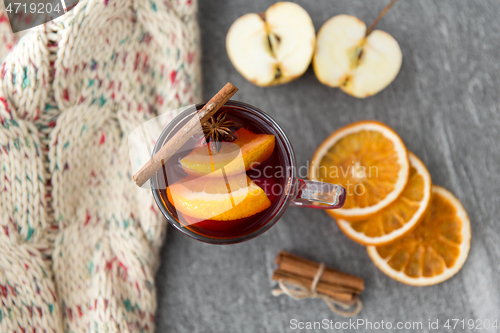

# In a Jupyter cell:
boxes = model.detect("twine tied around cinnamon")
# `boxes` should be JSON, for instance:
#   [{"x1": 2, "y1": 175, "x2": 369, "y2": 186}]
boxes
[
  {"x1": 273, "y1": 263, "x2": 363, "y2": 317},
  {"x1": 272, "y1": 251, "x2": 363, "y2": 317}
]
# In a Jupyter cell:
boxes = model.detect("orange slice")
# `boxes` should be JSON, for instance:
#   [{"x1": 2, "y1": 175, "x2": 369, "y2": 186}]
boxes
[
  {"x1": 180, "y1": 128, "x2": 275, "y2": 177},
  {"x1": 167, "y1": 173, "x2": 271, "y2": 221},
  {"x1": 337, "y1": 152, "x2": 431, "y2": 245},
  {"x1": 367, "y1": 186, "x2": 471, "y2": 286},
  {"x1": 309, "y1": 120, "x2": 409, "y2": 221}
]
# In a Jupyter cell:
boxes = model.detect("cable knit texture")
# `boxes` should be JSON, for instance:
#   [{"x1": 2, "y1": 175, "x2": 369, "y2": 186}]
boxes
[{"x1": 0, "y1": 0, "x2": 201, "y2": 331}]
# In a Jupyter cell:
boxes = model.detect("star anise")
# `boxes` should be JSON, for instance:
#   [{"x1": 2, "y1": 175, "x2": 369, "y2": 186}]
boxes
[{"x1": 200, "y1": 112, "x2": 241, "y2": 152}]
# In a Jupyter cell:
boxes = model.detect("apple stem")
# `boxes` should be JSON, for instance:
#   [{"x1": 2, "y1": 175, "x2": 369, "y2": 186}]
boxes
[{"x1": 365, "y1": 0, "x2": 398, "y2": 36}]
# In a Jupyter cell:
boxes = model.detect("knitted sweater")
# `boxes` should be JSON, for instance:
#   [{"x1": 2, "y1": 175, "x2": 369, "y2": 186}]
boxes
[{"x1": 0, "y1": 0, "x2": 201, "y2": 331}]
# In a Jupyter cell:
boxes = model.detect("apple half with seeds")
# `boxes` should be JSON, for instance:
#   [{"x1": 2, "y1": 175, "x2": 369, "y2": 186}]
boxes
[
  {"x1": 226, "y1": 2, "x2": 316, "y2": 87},
  {"x1": 314, "y1": 14, "x2": 402, "y2": 98}
]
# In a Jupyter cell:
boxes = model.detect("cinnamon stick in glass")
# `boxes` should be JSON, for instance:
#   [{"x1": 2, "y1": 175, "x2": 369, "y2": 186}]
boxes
[{"x1": 133, "y1": 83, "x2": 239, "y2": 187}]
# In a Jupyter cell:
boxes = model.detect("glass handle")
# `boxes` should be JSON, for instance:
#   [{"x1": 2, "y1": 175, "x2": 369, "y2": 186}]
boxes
[{"x1": 291, "y1": 179, "x2": 346, "y2": 209}]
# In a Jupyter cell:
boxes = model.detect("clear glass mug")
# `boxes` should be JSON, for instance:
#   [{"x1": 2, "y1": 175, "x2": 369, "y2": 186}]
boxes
[{"x1": 151, "y1": 101, "x2": 345, "y2": 244}]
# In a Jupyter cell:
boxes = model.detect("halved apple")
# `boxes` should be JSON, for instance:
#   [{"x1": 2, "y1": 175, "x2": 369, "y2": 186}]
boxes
[
  {"x1": 313, "y1": 15, "x2": 402, "y2": 98},
  {"x1": 226, "y1": 2, "x2": 315, "y2": 87}
]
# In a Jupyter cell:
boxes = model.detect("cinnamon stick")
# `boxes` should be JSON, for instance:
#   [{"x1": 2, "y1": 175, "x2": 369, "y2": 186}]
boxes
[
  {"x1": 272, "y1": 270, "x2": 356, "y2": 303},
  {"x1": 275, "y1": 251, "x2": 364, "y2": 293},
  {"x1": 133, "y1": 83, "x2": 239, "y2": 187}
]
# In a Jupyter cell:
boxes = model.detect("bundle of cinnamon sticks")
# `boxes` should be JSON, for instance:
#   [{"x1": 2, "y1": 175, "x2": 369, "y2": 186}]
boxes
[{"x1": 272, "y1": 251, "x2": 364, "y2": 306}]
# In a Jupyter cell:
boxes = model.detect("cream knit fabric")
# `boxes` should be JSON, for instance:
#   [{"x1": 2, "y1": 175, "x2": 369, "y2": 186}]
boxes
[{"x1": 0, "y1": 0, "x2": 201, "y2": 331}]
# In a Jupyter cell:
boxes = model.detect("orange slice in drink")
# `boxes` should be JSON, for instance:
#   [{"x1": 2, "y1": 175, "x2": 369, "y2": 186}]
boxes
[
  {"x1": 309, "y1": 121, "x2": 409, "y2": 221},
  {"x1": 337, "y1": 152, "x2": 432, "y2": 245},
  {"x1": 180, "y1": 128, "x2": 275, "y2": 177},
  {"x1": 367, "y1": 186, "x2": 471, "y2": 286},
  {"x1": 167, "y1": 173, "x2": 271, "y2": 221}
]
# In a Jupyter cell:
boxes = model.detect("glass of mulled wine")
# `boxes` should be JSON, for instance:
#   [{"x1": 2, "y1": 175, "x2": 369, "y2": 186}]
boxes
[{"x1": 151, "y1": 101, "x2": 345, "y2": 244}]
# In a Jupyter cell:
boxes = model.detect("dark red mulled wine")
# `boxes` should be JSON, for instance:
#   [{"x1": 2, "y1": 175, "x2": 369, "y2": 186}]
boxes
[
  {"x1": 156, "y1": 102, "x2": 292, "y2": 241},
  {"x1": 151, "y1": 100, "x2": 345, "y2": 245}
]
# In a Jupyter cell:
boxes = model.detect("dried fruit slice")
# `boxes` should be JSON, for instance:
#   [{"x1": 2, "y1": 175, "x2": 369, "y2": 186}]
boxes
[
  {"x1": 337, "y1": 152, "x2": 431, "y2": 245},
  {"x1": 309, "y1": 120, "x2": 409, "y2": 221},
  {"x1": 367, "y1": 186, "x2": 471, "y2": 286},
  {"x1": 167, "y1": 173, "x2": 271, "y2": 221},
  {"x1": 180, "y1": 128, "x2": 275, "y2": 177}
]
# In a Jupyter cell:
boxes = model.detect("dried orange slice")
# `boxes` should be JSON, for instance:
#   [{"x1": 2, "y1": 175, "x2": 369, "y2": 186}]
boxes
[
  {"x1": 367, "y1": 186, "x2": 471, "y2": 286},
  {"x1": 167, "y1": 173, "x2": 271, "y2": 221},
  {"x1": 309, "y1": 120, "x2": 409, "y2": 221},
  {"x1": 180, "y1": 128, "x2": 275, "y2": 177},
  {"x1": 337, "y1": 152, "x2": 431, "y2": 245}
]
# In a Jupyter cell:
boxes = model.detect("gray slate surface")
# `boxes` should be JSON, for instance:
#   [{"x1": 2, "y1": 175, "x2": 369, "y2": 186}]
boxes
[{"x1": 155, "y1": 1, "x2": 500, "y2": 332}]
